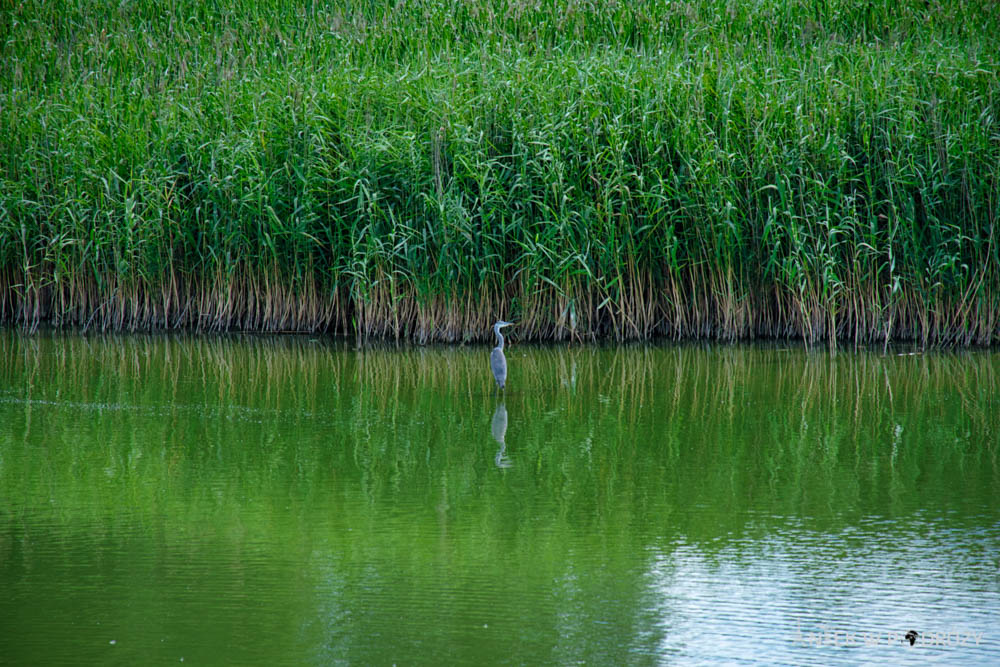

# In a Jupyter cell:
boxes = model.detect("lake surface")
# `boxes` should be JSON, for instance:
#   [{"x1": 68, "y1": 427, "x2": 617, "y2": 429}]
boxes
[{"x1": 1, "y1": 331, "x2": 998, "y2": 665}]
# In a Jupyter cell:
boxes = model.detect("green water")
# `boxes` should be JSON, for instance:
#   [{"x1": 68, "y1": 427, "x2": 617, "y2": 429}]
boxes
[{"x1": 1, "y1": 332, "x2": 998, "y2": 665}]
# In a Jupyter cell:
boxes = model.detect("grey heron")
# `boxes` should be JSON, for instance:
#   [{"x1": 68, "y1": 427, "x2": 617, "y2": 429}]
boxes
[{"x1": 490, "y1": 320, "x2": 515, "y2": 390}]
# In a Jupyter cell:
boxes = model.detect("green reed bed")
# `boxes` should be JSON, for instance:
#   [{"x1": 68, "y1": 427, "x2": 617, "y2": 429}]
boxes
[{"x1": 2, "y1": 0, "x2": 998, "y2": 344}]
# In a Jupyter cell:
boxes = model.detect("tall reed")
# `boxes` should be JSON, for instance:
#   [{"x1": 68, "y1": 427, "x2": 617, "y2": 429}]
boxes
[{"x1": 2, "y1": 1, "x2": 998, "y2": 344}]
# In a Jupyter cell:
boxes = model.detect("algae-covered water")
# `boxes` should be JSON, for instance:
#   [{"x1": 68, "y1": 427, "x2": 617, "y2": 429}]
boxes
[{"x1": 1, "y1": 332, "x2": 997, "y2": 664}]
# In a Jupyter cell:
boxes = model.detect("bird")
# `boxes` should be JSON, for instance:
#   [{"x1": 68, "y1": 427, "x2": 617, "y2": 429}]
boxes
[{"x1": 490, "y1": 320, "x2": 515, "y2": 390}]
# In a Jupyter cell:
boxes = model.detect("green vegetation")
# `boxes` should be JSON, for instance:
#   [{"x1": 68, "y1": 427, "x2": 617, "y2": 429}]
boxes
[{"x1": 2, "y1": 0, "x2": 998, "y2": 344}]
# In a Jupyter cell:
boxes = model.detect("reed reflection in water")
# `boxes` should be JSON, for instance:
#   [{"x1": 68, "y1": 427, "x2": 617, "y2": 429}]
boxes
[{"x1": 0, "y1": 331, "x2": 997, "y2": 665}]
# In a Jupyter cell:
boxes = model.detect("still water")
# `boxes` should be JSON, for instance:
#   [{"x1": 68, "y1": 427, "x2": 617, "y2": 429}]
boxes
[{"x1": 0, "y1": 332, "x2": 997, "y2": 665}]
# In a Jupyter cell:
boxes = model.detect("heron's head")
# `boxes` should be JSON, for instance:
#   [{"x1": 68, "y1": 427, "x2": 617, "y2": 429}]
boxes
[{"x1": 493, "y1": 320, "x2": 515, "y2": 331}]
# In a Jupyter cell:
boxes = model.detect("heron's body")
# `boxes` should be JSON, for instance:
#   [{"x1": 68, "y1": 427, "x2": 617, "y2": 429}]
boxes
[
  {"x1": 490, "y1": 320, "x2": 514, "y2": 390},
  {"x1": 491, "y1": 347, "x2": 507, "y2": 388}
]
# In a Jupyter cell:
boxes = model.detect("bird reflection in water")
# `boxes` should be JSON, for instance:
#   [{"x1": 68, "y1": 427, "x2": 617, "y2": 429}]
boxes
[{"x1": 491, "y1": 402, "x2": 512, "y2": 469}]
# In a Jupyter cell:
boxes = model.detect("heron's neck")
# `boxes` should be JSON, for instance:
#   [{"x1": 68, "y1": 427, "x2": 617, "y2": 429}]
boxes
[{"x1": 494, "y1": 327, "x2": 504, "y2": 350}]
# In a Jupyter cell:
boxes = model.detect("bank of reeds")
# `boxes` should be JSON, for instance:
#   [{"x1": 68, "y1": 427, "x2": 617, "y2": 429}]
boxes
[{"x1": 2, "y1": 1, "x2": 999, "y2": 344}]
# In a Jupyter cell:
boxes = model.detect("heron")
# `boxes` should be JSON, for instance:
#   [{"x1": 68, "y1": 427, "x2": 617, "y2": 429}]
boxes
[{"x1": 490, "y1": 320, "x2": 515, "y2": 390}]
